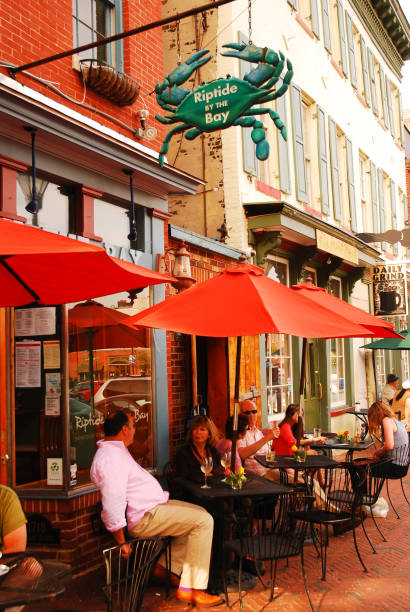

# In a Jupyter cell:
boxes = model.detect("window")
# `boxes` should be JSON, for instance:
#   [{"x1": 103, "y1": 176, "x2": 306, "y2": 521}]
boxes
[
  {"x1": 298, "y1": 0, "x2": 320, "y2": 38},
  {"x1": 17, "y1": 177, "x2": 70, "y2": 233},
  {"x1": 329, "y1": 277, "x2": 346, "y2": 407},
  {"x1": 72, "y1": 0, "x2": 123, "y2": 69},
  {"x1": 265, "y1": 259, "x2": 293, "y2": 416}
]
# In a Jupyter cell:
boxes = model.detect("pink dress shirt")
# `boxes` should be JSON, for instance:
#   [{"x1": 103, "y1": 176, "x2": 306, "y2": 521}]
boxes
[{"x1": 90, "y1": 440, "x2": 168, "y2": 532}]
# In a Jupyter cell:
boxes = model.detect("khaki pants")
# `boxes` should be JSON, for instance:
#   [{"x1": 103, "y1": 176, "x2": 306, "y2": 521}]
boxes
[{"x1": 129, "y1": 499, "x2": 213, "y2": 590}]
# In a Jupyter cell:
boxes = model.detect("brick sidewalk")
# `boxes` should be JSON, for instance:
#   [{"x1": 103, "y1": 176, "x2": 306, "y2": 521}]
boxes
[{"x1": 26, "y1": 472, "x2": 410, "y2": 612}]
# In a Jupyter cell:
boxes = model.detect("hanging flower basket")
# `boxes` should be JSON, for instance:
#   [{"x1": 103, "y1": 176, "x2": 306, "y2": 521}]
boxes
[{"x1": 80, "y1": 59, "x2": 140, "y2": 106}]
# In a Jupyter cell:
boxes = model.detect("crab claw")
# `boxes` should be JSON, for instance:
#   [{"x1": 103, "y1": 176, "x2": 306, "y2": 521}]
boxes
[
  {"x1": 222, "y1": 43, "x2": 279, "y2": 65},
  {"x1": 165, "y1": 49, "x2": 212, "y2": 88}
]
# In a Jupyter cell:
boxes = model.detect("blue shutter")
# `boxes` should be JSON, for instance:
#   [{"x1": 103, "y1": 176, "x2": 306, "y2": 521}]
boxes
[
  {"x1": 385, "y1": 77, "x2": 395, "y2": 137},
  {"x1": 379, "y1": 66, "x2": 389, "y2": 129},
  {"x1": 276, "y1": 92, "x2": 291, "y2": 193},
  {"x1": 337, "y1": 1, "x2": 348, "y2": 77},
  {"x1": 329, "y1": 118, "x2": 341, "y2": 221},
  {"x1": 367, "y1": 49, "x2": 378, "y2": 115},
  {"x1": 390, "y1": 178, "x2": 398, "y2": 255},
  {"x1": 370, "y1": 162, "x2": 379, "y2": 233},
  {"x1": 378, "y1": 168, "x2": 385, "y2": 251},
  {"x1": 239, "y1": 31, "x2": 257, "y2": 176},
  {"x1": 321, "y1": 0, "x2": 332, "y2": 52},
  {"x1": 311, "y1": 0, "x2": 320, "y2": 38},
  {"x1": 291, "y1": 84, "x2": 308, "y2": 203},
  {"x1": 346, "y1": 138, "x2": 357, "y2": 232},
  {"x1": 398, "y1": 91, "x2": 404, "y2": 145},
  {"x1": 114, "y1": 0, "x2": 124, "y2": 71},
  {"x1": 317, "y1": 105, "x2": 330, "y2": 215},
  {"x1": 360, "y1": 36, "x2": 370, "y2": 105},
  {"x1": 345, "y1": 12, "x2": 357, "y2": 87}
]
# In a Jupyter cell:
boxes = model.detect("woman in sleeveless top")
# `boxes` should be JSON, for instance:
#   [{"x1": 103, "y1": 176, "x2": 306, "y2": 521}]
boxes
[
  {"x1": 368, "y1": 401, "x2": 409, "y2": 478},
  {"x1": 391, "y1": 381, "x2": 410, "y2": 432}
]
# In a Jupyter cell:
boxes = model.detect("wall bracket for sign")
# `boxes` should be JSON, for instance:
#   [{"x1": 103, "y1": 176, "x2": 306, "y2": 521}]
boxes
[{"x1": 155, "y1": 43, "x2": 293, "y2": 166}]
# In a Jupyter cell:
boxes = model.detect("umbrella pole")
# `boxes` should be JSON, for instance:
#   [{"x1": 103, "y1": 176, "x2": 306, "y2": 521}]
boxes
[
  {"x1": 191, "y1": 335, "x2": 198, "y2": 410},
  {"x1": 296, "y1": 337, "x2": 308, "y2": 445},
  {"x1": 88, "y1": 327, "x2": 95, "y2": 415},
  {"x1": 230, "y1": 336, "x2": 242, "y2": 473}
]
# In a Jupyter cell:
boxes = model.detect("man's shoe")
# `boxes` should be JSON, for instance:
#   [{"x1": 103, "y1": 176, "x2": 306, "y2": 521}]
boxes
[
  {"x1": 152, "y1": 564, "x2": 180, "y2": 588},
  {"x1": 176, "y1": 589, "x2": 223, "y2": 607}
]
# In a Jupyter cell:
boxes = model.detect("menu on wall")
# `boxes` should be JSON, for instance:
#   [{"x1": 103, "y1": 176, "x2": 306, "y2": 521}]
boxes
[
  {"x1": 14, "y1": 307, "x2": 56, "y2": 336},
  {"x1": 15, "y1": 341, "x2": 41, "y2": 388},
  {"x1": 43, "y1": 340, "x2": 60, "y2": 369}
]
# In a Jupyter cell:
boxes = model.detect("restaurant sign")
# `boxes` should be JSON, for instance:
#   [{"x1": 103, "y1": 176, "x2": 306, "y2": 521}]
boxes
[
  {"x1": 371, "y1": 264, "x2": 407, "y2": 317},
  {"x1": 155, "y1": 43, "x2": 293, "y2": 166}
]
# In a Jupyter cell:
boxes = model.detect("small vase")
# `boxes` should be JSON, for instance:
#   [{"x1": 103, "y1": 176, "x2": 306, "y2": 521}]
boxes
[{"x1": 231, "y1": 480, "x2": 243, "y2": 490}]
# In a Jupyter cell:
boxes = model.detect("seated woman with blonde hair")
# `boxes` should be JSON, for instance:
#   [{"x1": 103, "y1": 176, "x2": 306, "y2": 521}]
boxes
[
  {"x1": 175, "y1": 415, "x2": 223, "y2": 485},
  {"x1": 368, "y1": 401, "x2": 408, "y2": 478}
]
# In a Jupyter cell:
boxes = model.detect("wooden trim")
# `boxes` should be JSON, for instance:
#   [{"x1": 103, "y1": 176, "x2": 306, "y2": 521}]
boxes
[
  {"x1": 330, "y1": 57, "x2": 346, "y2": 80},
  {"x1": 295, "y1": 14, "x2": 315, "y2": 39},
  {"x1": 74, "y1": 185, "x2": 103, "y2": 242},
  {"x1": 255, "y1": 180, "x2": 282, "y2": 200},
  {"x1": 305, "y1": 205, "x2": 322, "y2": 219},
  {"x1": 0, "y1": 155, "x2": 29, "y2": 173},
  {"x1": 0, "y1": 160, "x2": 28, "y2": 222},
  {"x1": 356, "y1": 91, "x2": 370, "y2": 109},
  {"x1": 150, "y1": 209, "x2": 172, "y2": 221}
]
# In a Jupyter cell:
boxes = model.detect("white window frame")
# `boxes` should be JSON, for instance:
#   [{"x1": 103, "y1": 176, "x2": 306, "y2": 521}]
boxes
[{"x1": 329, "y1": 277, "x2": 346, "y2": 408}]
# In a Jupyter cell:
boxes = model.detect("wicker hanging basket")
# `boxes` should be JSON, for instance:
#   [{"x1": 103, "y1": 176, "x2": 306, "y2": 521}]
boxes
[{"x1": 80, "y1": 59, "x2": 140, "y2": 106}]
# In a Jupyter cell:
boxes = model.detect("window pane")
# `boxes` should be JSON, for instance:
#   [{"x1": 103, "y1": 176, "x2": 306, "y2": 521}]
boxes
[
  {"x1": 94, "y1": 199, "x2": 131, "y2": 248},
  {"x1": 17, "y1": 179, "x2": 70, "y2": 233}
]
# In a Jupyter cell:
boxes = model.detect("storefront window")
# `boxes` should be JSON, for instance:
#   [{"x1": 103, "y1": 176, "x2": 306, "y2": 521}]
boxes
[
  {"x1": 265, "y1": 258, "x2": 292, "y2": 414},
  {"x1": 329, "y1": 277, "x2": 346, "y2": 407}
]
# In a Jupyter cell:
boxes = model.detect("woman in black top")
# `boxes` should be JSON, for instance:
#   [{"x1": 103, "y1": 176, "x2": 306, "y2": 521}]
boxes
[{"x1": 175, "y1": 415, "x2": 223, "y2": 486}]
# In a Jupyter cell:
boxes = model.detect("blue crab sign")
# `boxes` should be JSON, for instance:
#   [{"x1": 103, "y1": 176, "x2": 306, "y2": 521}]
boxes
[{"x1": 155, "y1": 43, "x2": 293, "y2": 167}]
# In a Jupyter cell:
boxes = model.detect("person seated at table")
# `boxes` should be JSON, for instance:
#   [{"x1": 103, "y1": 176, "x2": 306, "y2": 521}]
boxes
[
  {"x1": 275, "y1": 404, "x2": 326, "y2": 456},
  {"x1": 382, "y1": 373, "x2": 399, "y2": 407},
  {"x1": 216, "y1": 414, "x2": 249, "y2": 471},
  {"x1": 391, "y1": 381, "x2": 410, "y2": 432},
  {"x1": 175, "y1": 415, "x2": 223, "y2": 486},
  {"x1": 0, "y1": 485, "x2": 27, "y2": 555},
  {"x1": 237, "y1": 399, "x2": 279, "y2": 478},
  {"x1": 368, "y1": 401, "x2": 409, "y2": 477}
]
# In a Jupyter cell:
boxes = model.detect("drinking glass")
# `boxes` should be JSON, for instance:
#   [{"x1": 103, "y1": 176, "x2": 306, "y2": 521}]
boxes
[
  {"x1": 220, "y1": 452, "x2": 231, "y2": 482},
  {"x1": 313, "y1": 427, "x2": 322, "y2": 438},
  {"x1": 200, "y1": 456, "x2": 213, "y2": 488}
]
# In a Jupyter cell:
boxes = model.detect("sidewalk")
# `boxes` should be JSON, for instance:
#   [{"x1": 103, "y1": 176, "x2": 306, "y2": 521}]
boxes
[{"x1": 25, "y1": 473, "x2": 410, "y2": 612}]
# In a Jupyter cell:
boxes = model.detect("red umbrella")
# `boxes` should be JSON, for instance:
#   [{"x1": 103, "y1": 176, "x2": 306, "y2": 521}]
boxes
[{"x1": 0, "y1": 218, "x2": 173, "y2": 306}]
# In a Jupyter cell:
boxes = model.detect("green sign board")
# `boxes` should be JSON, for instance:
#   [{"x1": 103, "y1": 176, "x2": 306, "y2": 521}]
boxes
[{"x1": 155, "y1": 43, "x2": 293, "y2": 166}]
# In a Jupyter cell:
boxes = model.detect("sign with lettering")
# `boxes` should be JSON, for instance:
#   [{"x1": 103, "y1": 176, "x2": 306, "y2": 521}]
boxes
[
  {"x1": 371, "y1": 264, "x2": 407, "y2": 317},
  {"x1": 155, "y1": 43, "x2": 293, "y2": 166}
]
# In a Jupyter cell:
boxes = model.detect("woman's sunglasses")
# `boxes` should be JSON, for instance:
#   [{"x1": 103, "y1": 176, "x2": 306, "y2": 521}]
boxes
[{"x1": 243, "y1": 409, "x2": 257, "y2": 414}]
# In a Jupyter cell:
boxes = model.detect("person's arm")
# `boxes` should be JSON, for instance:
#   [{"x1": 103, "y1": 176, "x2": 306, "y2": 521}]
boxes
[
  {"x1": 238, "y1": 429, "x2": 277, "y2": 461},
  {"x1": 90, "y1": 452, "x2": 129, "y2": 536},
  {"x1": 373, "y1": 417, "x2": 394, "y2": 459},
  {"x1": 112, "y1": 527, "x2": 132, "y2": 558},
  {"x1": 300, "y1": 436, "x2": 326, "y2": 445},
  {"x1": 2, "y1": 525, "x2": 27, "y2": 554}
]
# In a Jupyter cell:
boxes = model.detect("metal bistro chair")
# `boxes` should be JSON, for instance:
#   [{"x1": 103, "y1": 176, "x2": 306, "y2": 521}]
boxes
[
  {"x1": 352, "y1": 457, "x2": 390, "y2": 545},
  {"x1": 289, "y1": 463, "x2": 367, "y2": 581},
  {"x1": 103, "y1": 536, "x2": 163, "y2": 612},
  {"x1": 382, "y1": 443, "x2": 410, "y2": 519},
  {"x1": 223, "y1": 491, "x2": 314, "y2": 612}
]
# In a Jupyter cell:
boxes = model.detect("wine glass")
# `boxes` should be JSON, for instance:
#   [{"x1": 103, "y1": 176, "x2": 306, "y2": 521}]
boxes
[
  {"x1": 200, "y1": 456, "x2": 213, "y2": 489},
  {"x1": 220, "y1": 452, "x2": 231, "y2": 482}
]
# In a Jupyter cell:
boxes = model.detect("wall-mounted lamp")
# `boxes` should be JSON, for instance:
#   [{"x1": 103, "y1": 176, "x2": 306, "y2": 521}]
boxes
[
  {"x1": 156, "y1": 241, "x2": 195, "y2": 292},
  {"x1": 122, "y1": 169, "x2": 137, "y2": 242},
  {"x1": 136, "y1": 108, "x2": 149, "y2": 130},
  {"x1": 19, "y1": 126, "x2": 49, "y2": 215}
]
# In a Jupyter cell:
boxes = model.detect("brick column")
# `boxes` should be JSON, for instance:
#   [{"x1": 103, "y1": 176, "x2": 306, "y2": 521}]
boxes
[
  {"x1": 74, "y1": 185, "x2": 103, "y2": 242},
  {"x1": 0, "y1": 155, "x2": 29, "y2": 221}
]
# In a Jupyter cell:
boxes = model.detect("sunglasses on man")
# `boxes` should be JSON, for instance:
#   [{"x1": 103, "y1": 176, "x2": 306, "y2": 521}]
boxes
[{"x1": 243, "y1": 409, "x2": 257, "y2": 414}]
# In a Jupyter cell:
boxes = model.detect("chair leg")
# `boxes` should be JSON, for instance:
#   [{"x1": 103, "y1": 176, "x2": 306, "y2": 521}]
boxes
[
  {"x1": 270, "y1": 559, "x2": 278, "y2": 602},
  {"x1": 360, "y1": 509, "x2": 377, "y2": 554},
  {"x1": 400, "y1": 478, "x2": 410, "y2": 506},
  {"x1": 222, "y1": 548, "x2": 230, "y2": 609},
  {"x1": 301, "y1": 547, "x2": 315, "y2": 612},
  {"x1": 370, "y1": 505, "x2": 387, "y2": 542},
  {"x1": 386, "y1": 480, "x2": 400, "y2": 519},
  {"x1": 310, "y1": 524, "x2": 321, "y2": 558},
  {"x1": 319, "y1": 526, "x2": 328, "y2": 581},
  {"x1": 238, "y1": 556, "x2": 244, "y2": 612},
  {"x1": 351, "y1": 512, "x2": 368, "y2": 573}
]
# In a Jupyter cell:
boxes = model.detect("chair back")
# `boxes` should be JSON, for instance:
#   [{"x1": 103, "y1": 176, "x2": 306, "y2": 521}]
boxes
[
  {"x1": 352, "y1": 458, "x2": 389, "y2": 506},
  {"x1": 103, "y1": 537, "x2": 162, "y2": 612},
  {"x1": 322, "y1": 463, "x2": 366, "y2": 515}
]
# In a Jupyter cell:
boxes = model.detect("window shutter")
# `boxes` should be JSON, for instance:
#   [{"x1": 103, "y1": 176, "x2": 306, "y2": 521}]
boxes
[
  {"x1": 114, "y1": 0, "x2": 124, "y2": 72},
  {"x1": 291, "y1": 84, "x2": 308, "y2": 203},
  {"x1": 345, "y1": 12, "x2": 357, "y2": 87},
  {"x1": 367, "y1": 49, "x2": 378, "y2": 115},
  {"x1": 337, "y1": 1, "x2": 348, "y2": 77},
  {"x1": 287, "y1": 0, "x2": 297, "y2": 8},
  {"x1": 390, "y1": 178, "x2": 398, "y2": 254},
  {"x1": 377, "y1": 169, "x2": 385, "y2": 252},
  {"x1": 346, "y1": 138, "x2": 357, "y2": 232},
  {"x1": 370, "y1": 162, "x2": 379, "y2": 233},
  {"x1": 317, "y1": 105, "x2": 330, "y2": 215},
  {"x1": 385, "y1": 77, "x2": 394, "y2": 138},
  {"x1": 360, "y1": 36, "x2": 370, "y2": 105},
  {"x1": 322, "y1": 0, "x2": 332, "y2": 52},
  {"x1": 329, "y1": 118, "x2": 341, "y2": 221},
  {"x1": 276, "y1": 92, "x2": 291, "y2": 193},
  {"x1": 379, "y1": 66, "x2": 389, "y2": 129},
  {"x1": 239, "y1": 32, "x2": 257, "y2": 176},
  {"x1": 398, "y1": 92, "x2": 404, "y2": 145},
  {"x1": 311, "y1": 0, "x2": 320, "y2": 38}
]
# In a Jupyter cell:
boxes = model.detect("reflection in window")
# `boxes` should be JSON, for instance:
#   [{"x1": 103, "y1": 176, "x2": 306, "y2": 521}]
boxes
[
  {"x1": 265, "y1": 258, "x2": 292, "y2": 414},
  {"x1": 329, "y1": 277, "x2": 346, "y2": 407},
  {"x1": 72, "y1": 0, "x2": 118, "y2": 66}
]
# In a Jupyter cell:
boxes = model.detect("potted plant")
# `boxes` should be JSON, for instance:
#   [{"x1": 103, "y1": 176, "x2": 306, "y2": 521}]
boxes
[
  {"x1": 291, "y1": 445, "x2": 307, "y2": 462},
  {"x1": 337, "y1": 429, "x2": 350, "y2": 443},
  {"x1": 224, "y1": 466, "x2": 247, "y2": 490}
]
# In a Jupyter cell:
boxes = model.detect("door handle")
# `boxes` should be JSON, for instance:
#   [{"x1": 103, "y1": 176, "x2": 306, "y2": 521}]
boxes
[{"x1": 1, "y1": 454, "x2": 9, "y2": 465}]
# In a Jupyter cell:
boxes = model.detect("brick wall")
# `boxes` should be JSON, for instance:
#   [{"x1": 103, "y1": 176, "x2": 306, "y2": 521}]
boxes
[{"x1": 0, "y1": 0, "x2": 165, "y2": 150}]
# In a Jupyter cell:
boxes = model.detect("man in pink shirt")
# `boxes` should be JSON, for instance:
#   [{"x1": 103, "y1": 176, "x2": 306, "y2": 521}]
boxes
[{"x1": 91, "y1": 410, "x2": 221, "y2": 607}]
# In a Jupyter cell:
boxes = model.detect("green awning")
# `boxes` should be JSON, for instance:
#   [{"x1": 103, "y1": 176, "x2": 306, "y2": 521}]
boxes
[{"x1": 361, "y1": 329, "x2": 410, "y2": 350}]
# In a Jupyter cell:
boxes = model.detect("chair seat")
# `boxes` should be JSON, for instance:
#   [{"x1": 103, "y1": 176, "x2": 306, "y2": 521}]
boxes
[
  {"x1": 224, "y1": 533, "x2": 300, "y2": 561},
  {"x1": 289, "y1": 509, "x2": 352, "y2": 525},
  {"x1": 327, "y1": 490, "x2": 354, "y2": 504}
]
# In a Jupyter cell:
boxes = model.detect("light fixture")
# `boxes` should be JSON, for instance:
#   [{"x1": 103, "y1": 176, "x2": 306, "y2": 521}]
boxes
[
  {"x1": 123, "y1": 169, "x2": 137, "y2": 242},
  {"x1": 136, "y1": 108, "x2": 149, "y2": 130},
  {"x1": 20, "y1": 126, "x2": 49, "y2": 215},
  {"x1": 156, "y1": 241, "x2": 195, "y2": 292}
]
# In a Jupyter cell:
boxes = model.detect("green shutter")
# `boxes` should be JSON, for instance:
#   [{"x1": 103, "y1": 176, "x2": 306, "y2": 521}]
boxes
[
  {"x1": 276, "y1": 92, "x2": 291, "y2": 193},
  {"x1": 239, "y1": 31, "x2": 257, "y2": 176},
  {"x1": 370, "y1": 162, "x2": 379, "y2": 233},
  {"x1": 367, "y1": 49, "x2": 378, "y2": 115},
  {"x1": 398, "y1": 91, "x2": 404, "y2": 145},
  {"x1": 329, "y1": 118, "x2": 341, "y2": 221},
  {"x1": 379, "y1": 66, "x2": 389, "y2": 129},
  {"x1": 385, "y1": 77, "x2": 394, "y2": 137},
  {"x1": 378, "y1": 168, "x2": 385, "y2": 238},
  {"x1": 311, "y1": 0, "x2": 320, "y2": 38},
  {"x1": 317, "y1": 105, "x2": 330, "y2": 215},
  {"x1": 345, "y1": 12, "x2": 357, "y2": 87},
  {"x1": 337, "y1": 1, "x2": 348, "y2": 77},
  {"x1": 291, "y1": 84, "x2": 308, "y2": 203},
  {"x1": 360, "y1": 36, "x2": 370, "y2": 105},
  {"x1": 391, "y1": 178, "x2": 398, "y2": 255},
  {"x1": 322, "y1": 0, "x2": 332, "y2": 52},
  {"x1": 346, "y1": 138, "x2": 357, "y2": 232}
]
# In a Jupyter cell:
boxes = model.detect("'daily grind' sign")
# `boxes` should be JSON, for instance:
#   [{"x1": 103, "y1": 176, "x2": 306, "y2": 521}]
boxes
[{"x1": 155, "y1": 43, "x2": 293, "y2": 166}]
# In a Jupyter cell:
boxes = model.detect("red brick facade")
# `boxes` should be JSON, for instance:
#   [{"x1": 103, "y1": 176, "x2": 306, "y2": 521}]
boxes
[{"x1": 0, "y1": 0, "x2": 165, "y2": 150}]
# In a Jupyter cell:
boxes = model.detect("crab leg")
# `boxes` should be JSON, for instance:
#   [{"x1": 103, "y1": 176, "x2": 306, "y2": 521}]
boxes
[{"x1": 240, "y1": 107, "x2": 287, "y2": 140}]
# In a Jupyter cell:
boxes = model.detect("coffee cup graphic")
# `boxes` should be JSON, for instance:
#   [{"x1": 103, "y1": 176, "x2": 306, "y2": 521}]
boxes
[{"x1": 379, "y1": 290, "x2": 402, "y2": 312}]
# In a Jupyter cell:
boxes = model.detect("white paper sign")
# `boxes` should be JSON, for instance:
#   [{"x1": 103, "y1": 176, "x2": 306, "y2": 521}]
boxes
[
  {"x1": 47, "y1": 458, "x2": 63, "y2": 485},
  {"x1": 45, "y1": 372, "x2": 61, "y2": 396},
  {"x1": 43, "y1": 341, "x2": 60, "y2": 369},
  {"x1": 45, "y1": 396, "x2": 60, "y2": 416},
  {"x1": 15, "y1": 307, "x2": 56, "y2": 336},
  {"x1": 15, "y1": 341, "x2": 41, "y2": 388}
]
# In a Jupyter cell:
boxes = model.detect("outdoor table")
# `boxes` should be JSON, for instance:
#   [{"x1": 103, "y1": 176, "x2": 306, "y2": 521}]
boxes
[
  {"x1": 0, "y1": 556, "x2": 70, "y2": 611},
  {"x1": 173, "y1": 474, "x2": 290, "y2": 594},
  {"x1": 256, "y1": 454, "x2": 337, "y2": 490},
  {"x1": 308, "y1": 438, "x2": 374, "y2": 461},
  {"x1": 345, "y1": 407, "x2": 369, "y2": 438}
]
